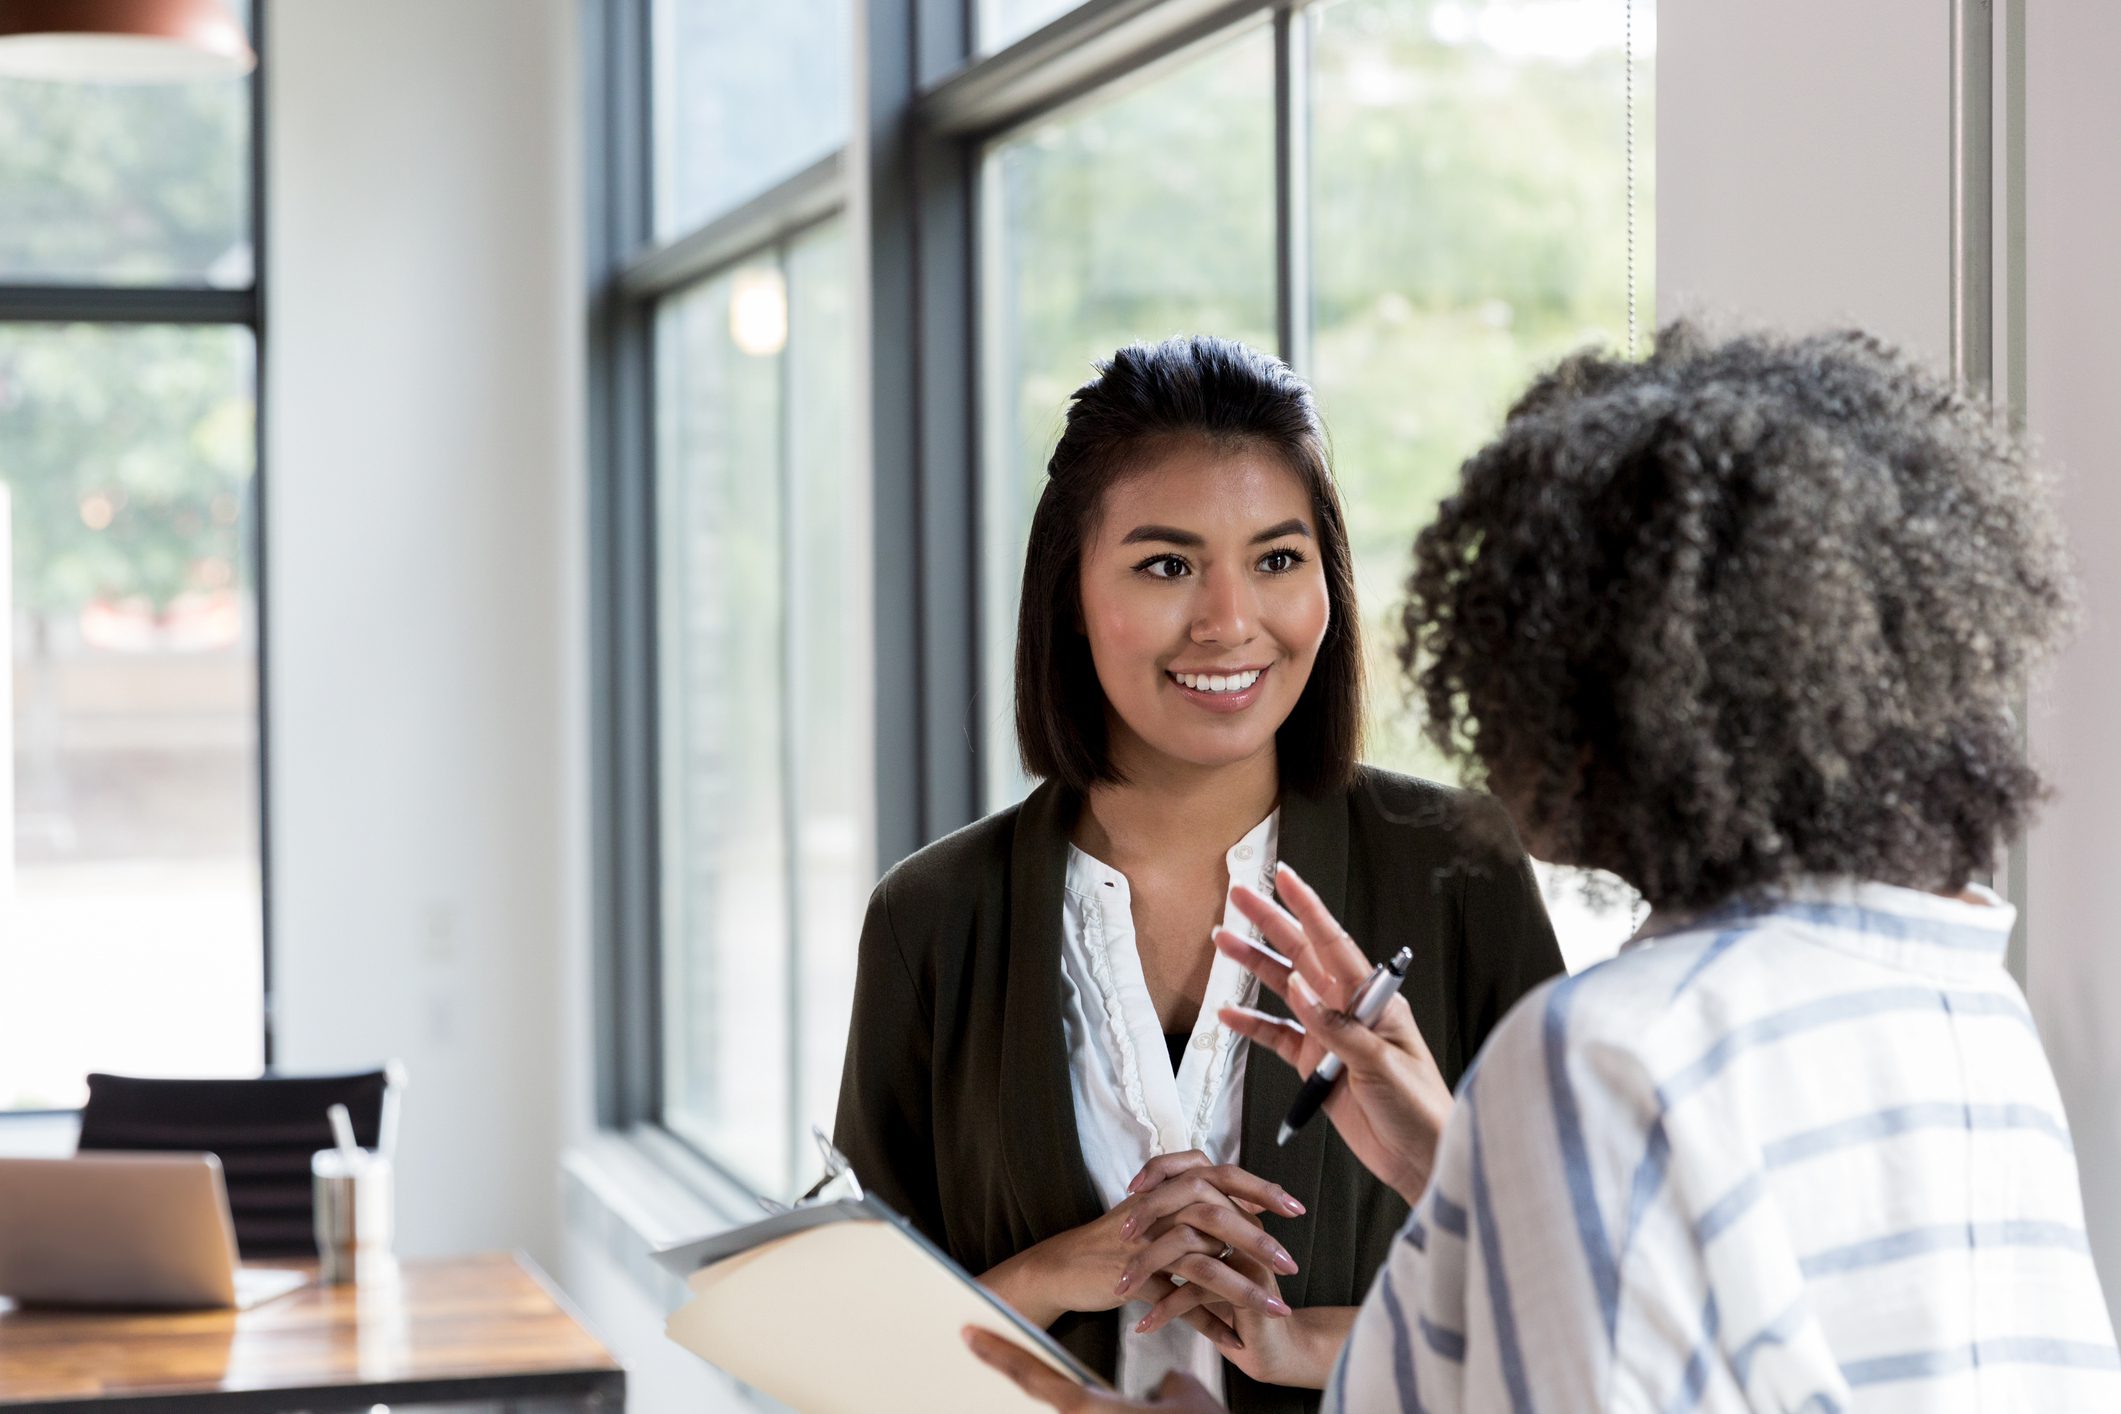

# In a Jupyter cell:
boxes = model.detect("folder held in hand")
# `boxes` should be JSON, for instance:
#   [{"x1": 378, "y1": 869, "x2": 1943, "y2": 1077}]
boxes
[{"x1": 655, "y1": 1191, "x2": 1108, "y2": 1413}]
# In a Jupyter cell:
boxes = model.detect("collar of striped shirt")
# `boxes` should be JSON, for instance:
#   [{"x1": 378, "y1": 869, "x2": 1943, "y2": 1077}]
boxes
[{"x1": 1624, "y1": 876, "x2": 2014, "y2": 982}]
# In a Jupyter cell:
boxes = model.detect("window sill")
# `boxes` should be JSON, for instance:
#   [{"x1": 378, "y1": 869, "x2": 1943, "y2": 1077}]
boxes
[{"x1": 559, "y1": 1125, "x2": 762, "y2": 1311}]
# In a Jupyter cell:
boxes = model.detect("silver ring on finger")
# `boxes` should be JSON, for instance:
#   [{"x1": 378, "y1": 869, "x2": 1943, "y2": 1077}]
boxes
[{"x1": 1216, "y1": 1242, "x2": 1235, "y2": 1262}]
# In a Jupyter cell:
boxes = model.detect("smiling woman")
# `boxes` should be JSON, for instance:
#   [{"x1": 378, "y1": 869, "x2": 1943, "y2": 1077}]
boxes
[
  {"x1": 1086, "y1": 469, "x2": 1320, "y2": 741},
  {"x1": 1013, "y1": 340, "x2": 1360, "y2": 803},
  {"x1": 833, "y1": 336, "x2": 1565, "y2": 1413}
]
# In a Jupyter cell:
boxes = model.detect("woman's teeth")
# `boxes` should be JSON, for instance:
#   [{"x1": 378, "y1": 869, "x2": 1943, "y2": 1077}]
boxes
[{"x1": 1173, "y1": 669, "x2": 1263, "y2": 694}]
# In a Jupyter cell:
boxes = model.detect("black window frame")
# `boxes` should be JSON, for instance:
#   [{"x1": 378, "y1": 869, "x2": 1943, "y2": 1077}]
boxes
[
  {"x1": 585, "y1": 0, "x2": 860, "y2": 1188},
  {"x1": 588, "y1": 0, "x2": 1653, "y2": 1189}
]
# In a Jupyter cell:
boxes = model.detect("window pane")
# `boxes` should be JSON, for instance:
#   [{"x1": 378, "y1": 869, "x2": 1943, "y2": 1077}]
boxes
[
  {"x1": 1310, "y1": 0, "x2": 1654, "y2": 963},
  {"x1": 979, "y1": 28, "x2": 1277, "y2": 806},
  {"x1": 0, "y1": 323, "x2": 262, "y2": 1110},
  {"x1": 0, "y1": 5, "x2": 253, "y2": 286},
  {"x1": 658, "y1": 258, "x2": 792, "y2": 1192},
  {"x1": 658, "y1": 219, "x2": 861, "y2": 1194},
  {"x1": 978, "y1": 0, "x2": 1086, "y2": 53},
  {"x1": 783, "y1": 223, "x2": 866, "y2": 1145},
  {"x1": 656, "y1": 0, "x2": 851, "y2": 237}
]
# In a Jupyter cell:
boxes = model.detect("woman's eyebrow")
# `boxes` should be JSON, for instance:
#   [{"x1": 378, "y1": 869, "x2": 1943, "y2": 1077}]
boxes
[
  {"x1": 1250, "y1": 518, "x2": 1313, "y2": 543},
  {"x1": 1119, "y1": 524, "x2": 1204, "y2": 547},
  {"x1": 1118, "y1": 518, "x2": 1314, "y2": 547}
]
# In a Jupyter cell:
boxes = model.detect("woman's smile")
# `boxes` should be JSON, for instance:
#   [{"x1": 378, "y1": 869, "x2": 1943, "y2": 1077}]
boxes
[
  {"x1": 1167, "y1": 664, "x2": 1271, "y2": 713},
  {"x1": 1077, "y1": 441, "x2": 1330, "y2": 775}
]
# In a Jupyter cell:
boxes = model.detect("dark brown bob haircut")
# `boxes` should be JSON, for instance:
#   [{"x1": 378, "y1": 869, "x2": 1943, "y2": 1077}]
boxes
[
  {"x1": 1015, "y1": 335, "x2": 1365, "y2": 796},
  {"x1": 1403, "y1": 322, "x2": 2074, "y2": 911}
]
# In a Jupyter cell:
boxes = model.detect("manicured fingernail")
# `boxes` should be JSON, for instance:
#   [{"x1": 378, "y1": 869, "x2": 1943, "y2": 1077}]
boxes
[
  {"x1": 1116, "y1": 1271, "x2": 1134, "y2": 1295},
  {"x1": 1135, "y1": 1316, "x2": 1153, "y2": 1334},
  {"x1": 1120, "y1": 1216, "x2": 1138, "y2": 1239},
  {"x1": 1271, "y1": 1247, "x2": 1298, "y2": 1274},
  {"x1": 1217, "y1": 1330, "x2": 1245, "y2": 1351},
  {"x1": 960, "y1": 1326, "x2": 979, "y2": 1350},
  {"x1": 1280, "y1": 1194, "x2": 1306, "y2": 1215},
  {"x1": 1266, "y1": 1298, "x2": 1292, "y2": 1317}
]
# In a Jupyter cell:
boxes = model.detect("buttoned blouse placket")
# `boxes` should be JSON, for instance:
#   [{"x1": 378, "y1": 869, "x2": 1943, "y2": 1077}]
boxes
[
  {"x1": 1079, "y1": 882, "x2": 1161, "y2": 1151},
  {"x1": 1182, "y1": 830, "x2": 1275, "y2": 1154},
  {"x1": 1072, "y1": 815, "x2": 1278, "y2": 1162},
  {"x1": 1060, "y1": 812, "x2": 1281, "y2": 1403}
]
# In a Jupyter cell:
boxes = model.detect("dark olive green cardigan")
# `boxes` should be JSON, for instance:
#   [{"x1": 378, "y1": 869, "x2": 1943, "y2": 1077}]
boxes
[{"x1": 833, "y1": 767, "x2": 1563, "y2": 1413}]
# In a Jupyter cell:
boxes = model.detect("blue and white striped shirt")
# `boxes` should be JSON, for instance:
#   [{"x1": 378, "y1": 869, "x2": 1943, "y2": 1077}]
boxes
[{"x1": 1328, "y1": 878, "x2": 2120, "y2": 1411}]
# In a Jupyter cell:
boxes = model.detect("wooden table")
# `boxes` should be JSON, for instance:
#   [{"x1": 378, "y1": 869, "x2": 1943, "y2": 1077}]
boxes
[{"x1": 0, "y1": 1252, "x2": 624, "y2": 1412}]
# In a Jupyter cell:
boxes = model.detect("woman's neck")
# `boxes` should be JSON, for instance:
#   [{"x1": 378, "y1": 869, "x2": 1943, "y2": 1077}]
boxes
[{"x1": 1076, "y1": 738, "x2": 1280, "y2": 869}]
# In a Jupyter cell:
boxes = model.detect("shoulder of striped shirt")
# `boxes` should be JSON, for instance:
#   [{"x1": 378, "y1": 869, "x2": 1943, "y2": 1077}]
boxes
[
  {"x1": 1453, "y1": 903, "x2": 2039, "y2": 1133},
  {"x1": 1491, "y1": 924, "x2": 1731, "y2": 1055},
  {"x1": 1422, "y1": 921, "x2": 2120, "y2": 1407},
  {"x1": 1456, "y1": 920, "x2": 1789, "y2": 1131}
]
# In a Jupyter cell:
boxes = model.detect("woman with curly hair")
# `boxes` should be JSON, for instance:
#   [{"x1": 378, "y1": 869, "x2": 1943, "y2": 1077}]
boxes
[{"x1": 972, "y1": 324, "x2": 2119, "y2": 1410}]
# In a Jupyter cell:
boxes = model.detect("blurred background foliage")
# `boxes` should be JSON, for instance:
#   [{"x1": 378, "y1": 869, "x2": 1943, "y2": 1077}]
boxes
[
  {"x1": 987, "y1": 0, "x2": 1653, "y2": 783},
  {"x1": 1310, "y1": 0, "x2": 1651, "y2": 773},
  {"x1": 0, "y1": 5, "x2": 255, "y2": 623}
]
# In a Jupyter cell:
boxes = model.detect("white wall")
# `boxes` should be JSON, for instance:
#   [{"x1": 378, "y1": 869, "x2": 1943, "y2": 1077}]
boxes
[
  {"x1": 1663, "y1": 0, "x2": 2121, "y2": 1326},
  {"x1": 1658, "y1": 0, "x2": 1949, "y2": 361},
  {"x1": 266, "y1": 0, "x2": 583, "y2": 1266},
  {"x1": 2023, "y1": 0, "x2": 2121, "y2": 1326}
]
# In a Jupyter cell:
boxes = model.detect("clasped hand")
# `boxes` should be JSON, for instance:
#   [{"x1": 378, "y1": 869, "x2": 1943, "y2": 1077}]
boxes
[
  {"x1": 980, "y1": 1157, "x2": 1305, "y2": 1353},
  {"x1": 1123, "y1": 1151, "x2": 1347, "y2": 1389}
]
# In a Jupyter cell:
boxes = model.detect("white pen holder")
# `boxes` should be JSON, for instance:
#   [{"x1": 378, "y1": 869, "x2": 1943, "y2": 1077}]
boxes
[{"x1": 312, "y1": 1148, "x2": 395, "y2": 1285}]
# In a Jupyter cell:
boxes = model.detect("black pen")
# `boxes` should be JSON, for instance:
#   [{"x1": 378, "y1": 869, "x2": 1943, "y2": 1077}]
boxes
[{"x1": 1276, "y1": 946, "x2": 1413, "y2": 1146}]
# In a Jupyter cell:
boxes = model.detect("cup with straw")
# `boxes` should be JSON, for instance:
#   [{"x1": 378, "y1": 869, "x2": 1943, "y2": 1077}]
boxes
[{"x1": 312, "y1": 1099, "x2": 395, "y2": 1284}]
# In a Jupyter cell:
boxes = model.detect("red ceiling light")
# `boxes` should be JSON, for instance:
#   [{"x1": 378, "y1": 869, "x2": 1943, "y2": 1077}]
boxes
[{"x1": 0, "y1": 0, "x2": 255, "y2": 83}]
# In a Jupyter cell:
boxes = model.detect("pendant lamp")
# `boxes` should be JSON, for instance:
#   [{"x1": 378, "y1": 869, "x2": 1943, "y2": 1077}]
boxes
[{"x1": 0, "y1": 0, "x2": 254, "y2": 83}]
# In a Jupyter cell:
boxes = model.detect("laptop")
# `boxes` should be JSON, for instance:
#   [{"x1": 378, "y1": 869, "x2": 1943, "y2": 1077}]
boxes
[{"x1": 0, "y1": 1152, "x2": 311, "y2": 1309}]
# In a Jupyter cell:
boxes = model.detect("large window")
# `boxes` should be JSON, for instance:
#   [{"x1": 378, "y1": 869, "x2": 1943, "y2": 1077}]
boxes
[
  {"x1": 1309, "y1": 0, "x2": 1653, "y2": 962},
  {"x1": 591, "y1": 0, "x2": 1652, "y2": 1195},
  {"x1": 1309, "y1": 0, "x2": 1651, "y2": 773},
  {"x1": 656, "y1": 224, "x2": 861, "y2": 1193},
  {"x1": 592, "y1": 0, "x2": 864, "y2": 1198},
  {"x1": 975, "y1": 0, "x2": 1655, "y2": 964},
  {"x1": 979, "y1": 25, "x2": 1278, "y2": 803},
  {"x1": 0, "y1": 13, "x2": 264, "y2": 1112}
]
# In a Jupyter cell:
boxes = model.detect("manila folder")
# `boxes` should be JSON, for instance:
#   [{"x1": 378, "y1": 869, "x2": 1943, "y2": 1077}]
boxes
[{"x1": 661, "y1": 1199, "x2": 1101, "y2": 1412}]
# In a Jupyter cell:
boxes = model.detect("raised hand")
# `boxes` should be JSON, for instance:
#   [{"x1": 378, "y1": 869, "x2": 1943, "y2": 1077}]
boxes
[{"x1": 1215, "y1": 862, "x2": 1453, "y2": 1206}]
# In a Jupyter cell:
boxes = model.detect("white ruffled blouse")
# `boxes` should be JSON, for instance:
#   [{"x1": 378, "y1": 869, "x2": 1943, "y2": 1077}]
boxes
[{"x1": 1059, "y1": 809, "x2": 1279, "y2": 1401}]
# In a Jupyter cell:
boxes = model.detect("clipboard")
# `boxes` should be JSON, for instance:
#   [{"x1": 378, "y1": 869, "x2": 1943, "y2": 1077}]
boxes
[{"x1": 655, "y1": 1133, "x2": 1109, "y2": 1412}]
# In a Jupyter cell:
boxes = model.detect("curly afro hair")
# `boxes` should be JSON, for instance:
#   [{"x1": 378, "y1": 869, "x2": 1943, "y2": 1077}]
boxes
[{"x1": 1401, "y1": 323, "x2": 2075, "y2": 912}]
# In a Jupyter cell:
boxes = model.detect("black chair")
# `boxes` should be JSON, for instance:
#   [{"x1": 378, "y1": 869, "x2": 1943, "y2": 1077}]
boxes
[{"x1": 76, "y1": 1068, "x2": 398, "y2": 1259}]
